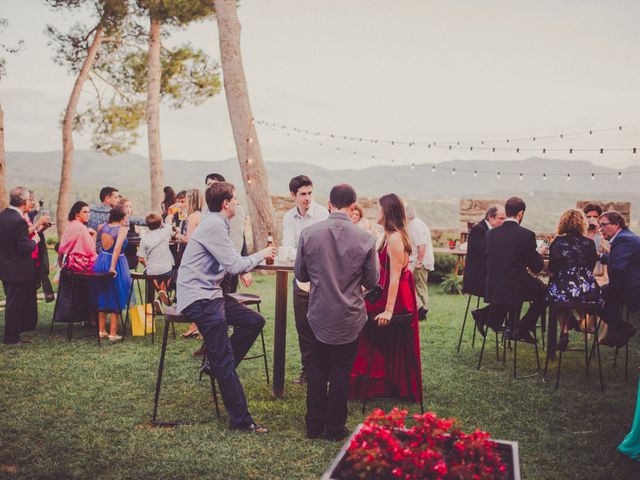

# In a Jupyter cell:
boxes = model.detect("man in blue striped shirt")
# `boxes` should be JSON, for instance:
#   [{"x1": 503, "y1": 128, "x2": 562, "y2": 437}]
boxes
[{"x1": 177, "y1": 182, "x2": 275, "y2": 433}]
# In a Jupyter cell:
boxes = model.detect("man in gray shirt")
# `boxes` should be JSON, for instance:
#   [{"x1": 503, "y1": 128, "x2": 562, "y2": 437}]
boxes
[
  {"x1": 294, "y1": 184, "x2": 379, "y2": 440},
  {"x1": 177, "y1": 182, "x2": 275, "y2": 433}
]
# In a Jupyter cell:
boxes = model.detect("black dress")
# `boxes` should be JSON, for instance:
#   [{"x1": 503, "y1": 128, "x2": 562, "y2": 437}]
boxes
[{"x1": 547, "y1": 234, "x2": 603, "y2": 307}]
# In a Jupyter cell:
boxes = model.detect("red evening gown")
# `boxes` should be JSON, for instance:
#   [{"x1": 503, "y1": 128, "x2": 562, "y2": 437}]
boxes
[{"x1": 349, "y1": 244, "x2": 423, "y2": 402}]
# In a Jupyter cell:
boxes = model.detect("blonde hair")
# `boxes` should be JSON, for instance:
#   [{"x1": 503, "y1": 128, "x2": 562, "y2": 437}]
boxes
[
  {"x1": 557, "y1": 209, "x2": 586, "y2": 236},
  {"x1": 186, "y1": 189, "x2": 204, "y2": 215}
]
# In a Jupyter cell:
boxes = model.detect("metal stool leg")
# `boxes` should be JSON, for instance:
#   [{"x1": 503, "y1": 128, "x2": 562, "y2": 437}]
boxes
[
  {"x1": 472, "y1": 296, "x2": 480, "y2": 348},
  {"x1": 152, "y1": 319, "x2": 171, "y2": 424},
  {"x1": 457, "y1": 294, "x2": 472, "y2": 353}
]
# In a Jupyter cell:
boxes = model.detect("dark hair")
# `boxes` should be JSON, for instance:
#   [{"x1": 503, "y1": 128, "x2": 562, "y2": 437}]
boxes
[
  {"x1": 205, "y1": 173, "x2": 226, "y2": 184},
  {"x1": 583, "y1": 203, "x2": 603, "y2": 216},
  {"x1": 146, "y1": 212, "x2": 163, "y2": 230},
  {"x1": 329, "y1": 184, "x2": 357, "y2": 209},
  {"x1": 206, "y1": 182, "x2": 235, "y2": 212},
  {"x1": 289, "y1": 175, "x2": 313, "y2": 194},
  {"x1": 505, "y1": 196, "x2": 526, "y2": 218},
  {"x1": 108, "y1": 205, "x2": 127, "y2": 223},
  {"x1": 176, "y1": 190, "x2": 187, "y2": 200},
  {"x1": 162, "y1": 186, "x2": 176, "y2": 209},
  {"x1": 378, "y1": 194, "x2": 412, "y2": 254},
  {"x1": 99, "y1": 186, "x2": 118, "y2": 202},
  {"x1": 68, "y1": 201, "x2": 89, "y2": 222},
  {"x1": 600, "y1": 211, "x2": 627, "y2": 229},
  {"x1": 485, "y1": 205, "x2": 502, "y2": 220}
]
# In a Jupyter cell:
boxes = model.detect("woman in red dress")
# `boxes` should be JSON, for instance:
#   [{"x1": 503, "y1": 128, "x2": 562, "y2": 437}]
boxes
[{"x1": 349, "y1": 194, "x2": 423, "y2": 403}]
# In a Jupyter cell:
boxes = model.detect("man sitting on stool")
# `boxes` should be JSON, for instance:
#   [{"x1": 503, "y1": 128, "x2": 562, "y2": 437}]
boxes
[
  {"x1": 177, "y1": 181, "x2": 275, "y2": 433},
  {"x1": 597, "y1": 211, "x2": 639, "y2": 347},
  {"x1": 474, "y1": 197, "x2": 546, "y2": 343}
]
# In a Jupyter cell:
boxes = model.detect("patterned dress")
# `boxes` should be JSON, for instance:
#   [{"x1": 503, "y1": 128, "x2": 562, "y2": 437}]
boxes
[{"x1": 547, "y1": 234, "x2": 604, "y2": 307}]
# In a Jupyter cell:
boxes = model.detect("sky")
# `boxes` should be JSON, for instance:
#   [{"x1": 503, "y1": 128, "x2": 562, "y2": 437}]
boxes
[{"x1": 1, "y1": 0, "x2": 640, "y2": 170}]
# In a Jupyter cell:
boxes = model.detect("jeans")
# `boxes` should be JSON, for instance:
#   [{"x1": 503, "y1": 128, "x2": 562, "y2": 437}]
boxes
[
  {"x1": 224, "y1": 295, "x2": 265, "y2": 367},
  {"x1": 293, "y1": 281, "x2": 312, "y2": 374},
  {"x1": 182, "y1": 298, "x2": 254, "y2": 428},
  {"x1": 306, "y1": 335, "x2": 358, "y2": 436}
]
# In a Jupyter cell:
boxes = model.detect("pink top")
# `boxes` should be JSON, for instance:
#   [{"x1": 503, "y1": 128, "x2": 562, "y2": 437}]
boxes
[{"x1": 59, "y1": 220, "x2": 97, "y2": 263}]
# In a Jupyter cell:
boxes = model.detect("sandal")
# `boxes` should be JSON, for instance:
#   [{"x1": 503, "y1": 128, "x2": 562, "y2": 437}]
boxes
[
  {"x1": 99, "y1": 332, "x2": 109, "y2": 339},
  {"x1": 108, "y1": 334, "x2": 123, "y2": 343},
  {"x1": 182, "y1": 328, "x2": 199, "y2": 339}
]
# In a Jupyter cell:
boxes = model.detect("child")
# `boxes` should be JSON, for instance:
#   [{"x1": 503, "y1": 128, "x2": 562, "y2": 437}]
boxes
[{"x1": 137, "y1": 213, "x2": 174, "y2": 293}]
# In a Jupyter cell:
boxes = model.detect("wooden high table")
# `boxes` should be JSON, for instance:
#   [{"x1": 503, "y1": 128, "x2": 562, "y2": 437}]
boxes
[
  {"x1": 433, "y1": 247, "x2": 467, "y2": 276},
  {"x1": 255, "y1": 262, "x2": 294, "y2": 398}
]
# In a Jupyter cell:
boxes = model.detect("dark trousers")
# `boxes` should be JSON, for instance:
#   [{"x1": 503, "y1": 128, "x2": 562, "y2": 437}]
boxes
[
  {"x1": 518, "y1": 275, "x2": 547, "y2": 331},
  {"x1": 293, "y1": 281, "x2": 312, "y2": 373},
  {"x1": 2, "y1": 280, "x2": 37, "y2": 344},
  {"x1": 306, "y1": 335, "x2": 358, "y2": 436},
  {"x1": 182, "y1": 298, "x2": 253, "y2": 428},
  {"x1": 224, "y1": 296, "x2": 265, "y2": 367},
  {"x1": 601, "y1": 284, "x2": 624, "y2": 332}
]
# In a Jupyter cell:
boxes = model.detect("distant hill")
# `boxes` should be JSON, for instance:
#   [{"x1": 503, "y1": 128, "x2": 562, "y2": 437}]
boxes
[{"x1": 5, "y1": 150, "x2": 639, "y2": 231}]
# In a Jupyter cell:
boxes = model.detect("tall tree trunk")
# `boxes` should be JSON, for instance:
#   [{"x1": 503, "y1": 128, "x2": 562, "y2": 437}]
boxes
[
  {"x1": 213, "y1": 0, "x2": 276, "y2": 250},
  {"x1": 146, "y1": 15, "x2": 164, "y2": 213},
  {"x1": 0, "y1": 103, "x2": 7, "y2": 211},
  {"x1": 56, "y1": 26, "x2": 104, "y2": 237}
]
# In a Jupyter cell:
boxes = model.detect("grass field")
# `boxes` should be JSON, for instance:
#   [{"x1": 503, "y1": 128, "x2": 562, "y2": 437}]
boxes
[{"x1": 1, "y1": 272, "x2": 640, "y2": 479}]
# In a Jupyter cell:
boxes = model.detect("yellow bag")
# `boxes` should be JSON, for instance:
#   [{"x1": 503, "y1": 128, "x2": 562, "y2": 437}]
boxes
[{"x1": 130, "y1": 304, "x2": 155, "y2": 336}]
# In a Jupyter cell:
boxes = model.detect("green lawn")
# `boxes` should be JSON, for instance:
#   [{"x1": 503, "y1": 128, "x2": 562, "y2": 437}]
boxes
[{"x1": 1, "y1": 272, "x2": 640, "y2": 479}]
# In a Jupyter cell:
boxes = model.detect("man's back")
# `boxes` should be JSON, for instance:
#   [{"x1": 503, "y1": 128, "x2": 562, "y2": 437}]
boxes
[
  {"x1": 609, "y1": 229, "x2": 640, "y2": 310},
  {"x1": 485, "y1": 220, "x2": 543, "y2": 305},
  {"x1": 0, "y1": 208, "x2": 35, "y2": 282},
  {"x1": 463, "y1": 220, "x2": 489, "y2": 297},
  {"x1": 294, "y1": 212, "x2": 378, "y2": 345}
]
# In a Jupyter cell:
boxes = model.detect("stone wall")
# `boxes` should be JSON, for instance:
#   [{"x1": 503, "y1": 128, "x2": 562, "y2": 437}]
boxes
[
  {"x1": 576, "y1": 200, "x2": 631, "y2": 224},
  {"x1": 459, "y1": 198, "x2": 505, "y2": 232}
]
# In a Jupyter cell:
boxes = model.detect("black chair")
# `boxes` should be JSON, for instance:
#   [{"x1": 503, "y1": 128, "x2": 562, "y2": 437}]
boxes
[
  {"x1": 152, "y1": 305, "x2": 220, "y2": 426},
  {"x1": 358, "y1": 312, "x2": 424, "y2": 415},
  {"x1": 457, "y1": 294, "x2": 480, "y2": 352},
  {"x1": 477, "y1": 303, "x2": 541, "y2": 379},
  {"x1": 125, "y1": 271, "x2": 177, "y2": 344},
  {"x1": 543, "y1": 301, "x2": 604, "y2": 391},
  {"x1": 225, "y1": 292, "x2": 270, "y2": 384},
  {"x1": 49, "y1": 269, "x2": 123, "y2": 345}
]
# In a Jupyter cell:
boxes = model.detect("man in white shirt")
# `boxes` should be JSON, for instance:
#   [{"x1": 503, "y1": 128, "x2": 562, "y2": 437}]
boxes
[
  {"x1": 282, "y1": 175, "x2": 330, "y2": 384},
  {"x1": 406, "y1": 207, "x2": 434, "y2": 320}
]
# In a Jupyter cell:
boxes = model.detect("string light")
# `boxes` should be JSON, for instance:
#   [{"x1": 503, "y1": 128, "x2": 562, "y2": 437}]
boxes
[
  {"x1": 497, "y1": 171, "x2": 501, "y2": 180},
  {"x1": 566, "y1": 173, "x2": 571, "y2": 181},
  {"x1": 618, "y1": 172, "x2": 622, "y2": 180},
  {"x1": 411, "y1": 163, "x2": 415, "y2": 170},
  {"x1": 431, "y1": 165, "x2": 436, "y2": 173},
  {"x1": 473, "y1": 170, "x2": 478, "y2": 177},
  {"x1": 543, "y1": 173, "x2": 547, "y2": 181},
  {"x1": 452, "y1": 168, "x2": 456, "y2": 175},
  {"x1": 519, "y1": 173, "x2": 523, "y2": 181},
  {"x1": 591, "y1": 173, "x2": 595, "y2": 181}
]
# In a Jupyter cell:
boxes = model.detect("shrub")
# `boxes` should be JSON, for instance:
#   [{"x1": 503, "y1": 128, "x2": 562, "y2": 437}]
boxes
[{"x1": 429, "y1": 253, "x2": 456, "y2": 284}]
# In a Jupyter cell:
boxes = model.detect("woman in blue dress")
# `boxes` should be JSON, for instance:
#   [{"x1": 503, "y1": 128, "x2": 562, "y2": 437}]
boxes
[
  {"x1": 547, "y1": 209, "x2": 604, "y2": 351},
  {"x1": 93, "y1": 206, "x2": 132, "y2": 342}
]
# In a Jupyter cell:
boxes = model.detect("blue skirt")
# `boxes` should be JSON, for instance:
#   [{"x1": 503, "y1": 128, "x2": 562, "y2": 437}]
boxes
[{"x1": 92, "y1": 252, "x2": 132, "y2": 312}]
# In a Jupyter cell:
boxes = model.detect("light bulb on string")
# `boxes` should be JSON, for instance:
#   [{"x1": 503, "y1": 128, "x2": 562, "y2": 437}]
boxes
[
  {"x1": 600, "y1": 148, "x2": 604, "y2": 154},
  {"x1": 566, "y1": 173, "x2": 571, "y2": 181},
  {"x1": 432, "y1": 165, "x2": 436, "y2": 173},
  {"x1": 569, "y1": 148, "x2": 573, "y2": 154},
  {"x1": 452, "y1": 168, "x2": 456, "y2": 176},
  {"x1": 473, "y1": 170, "x2": 478, "y2": 177},
  {"x1": 543, "y1": 173, "x2": 547, "y2": 181},
  {"x1": 497, "y1": 171, "x2": 501, "y2": 180},
  {"x1": 542, "y1": 148, "x2": 546, "y2": 154},
  {"x1": 591, "y1": 173, "x2": 595, "y2": 181},
  {"x1": 519, "y1": 173, "x2": 523, "y2": 181},
  {"x1": 411, "y1": 163, "x2": 415, "y2": 170},
  {"x1": 516, "y1": 148, "x2": 520, "y2": 154},
  {"x1": 618, "y1": 172, "x2": 622, "y2": 180}
]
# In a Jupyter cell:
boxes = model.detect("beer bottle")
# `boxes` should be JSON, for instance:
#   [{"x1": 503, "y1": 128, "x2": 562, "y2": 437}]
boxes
[{"x1": 266, "y1": 232, "x2": 274, "y2": 265}]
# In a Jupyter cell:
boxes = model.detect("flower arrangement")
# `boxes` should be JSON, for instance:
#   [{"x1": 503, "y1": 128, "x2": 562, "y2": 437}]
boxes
[{"x1": 332, "y1": 408, "x2": 508, "y2": 480}]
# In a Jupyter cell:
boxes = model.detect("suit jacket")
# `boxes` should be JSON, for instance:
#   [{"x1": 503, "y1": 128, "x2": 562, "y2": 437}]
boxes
[
  {"x1": 602, "y1": 228, "x2": 640, "y2": 311},
  {"x1": 462, "y1": 220, "x2": 489, "y2": 296},
  {"x1": 485, "y1": 220, "x2": 544, "y2": 306},
  {"x1": 294, "y1": 212, "x2": 379, "y2": 345},
  {"x1": 0, "y1": 208, "x2": 37, "y2": 282}
]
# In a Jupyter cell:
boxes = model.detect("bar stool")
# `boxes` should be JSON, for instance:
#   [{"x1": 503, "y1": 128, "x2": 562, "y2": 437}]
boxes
[
  {"x1": 543, "y1": 301, "x2": 604, "y2": 391},
  {"x1": 225, "y1": 292, "x2": 270, "y2": 384},
  {"x1": 457, "y1": 293, "x2": 480, "y2": 352},
  {"x1": 125, "y1": 271, "x2": 175, "y2": 344},
  {"x1": 358, "y1": 312, "x2": 424, "y2": 415},
  {"x1": 49, "y1": 269, "x2": 123, "y2": 345},
  {"x1": 613, "y1": 304, "x2": 632, "y2": 382},
  {"x1": 152, "y1": 305, "x2": 220, "y2": 426}
]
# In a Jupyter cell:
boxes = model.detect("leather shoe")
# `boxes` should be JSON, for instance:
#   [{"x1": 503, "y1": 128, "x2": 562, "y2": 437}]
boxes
[
  {"x1": 471, "y1": 309, "x2": 487, "y2": 338},
  {"x1": 231, "y1": 422, "x2": 269, "y2": 434}
]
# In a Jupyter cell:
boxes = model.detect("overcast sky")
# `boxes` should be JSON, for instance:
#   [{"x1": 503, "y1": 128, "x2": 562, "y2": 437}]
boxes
[{"x1": 1, "y1": 0, "x2": 640, "y2": 170}]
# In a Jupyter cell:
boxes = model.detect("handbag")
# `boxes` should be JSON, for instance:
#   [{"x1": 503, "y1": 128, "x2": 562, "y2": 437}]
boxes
[
  {"x1": 65, "y1": 252, "x2": 94, "y2": 272},
  {"x1": 364, "y1": 246, "x2": 390, "y2": 303},
  {"x1": 130, "y1": 304, "x2": 155, "y2": 336}
]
